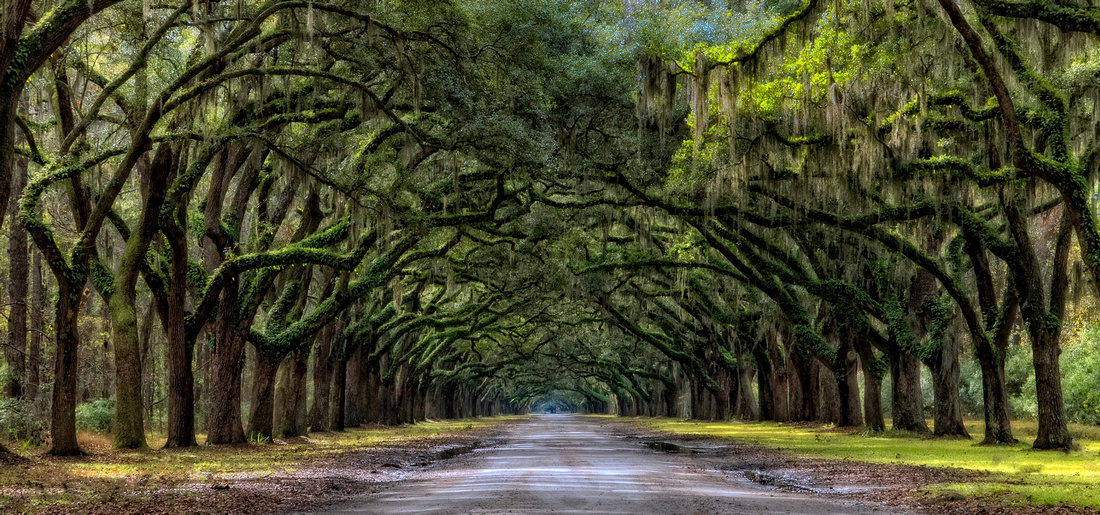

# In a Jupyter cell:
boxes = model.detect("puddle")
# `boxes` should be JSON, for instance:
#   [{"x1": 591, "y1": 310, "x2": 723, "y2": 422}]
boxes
[
  {"x1": 644, "y1": 441, "x2": 697, "y2": 454},
  {"x1": 433, "y1": 444, "x2": 476, "y2": 460},
  {"x1": 412, "y1": 443, "x2": 481, "y2": 466},
  {"x1": 743, "y1": 470, "x2": 813, "y2": 492}
]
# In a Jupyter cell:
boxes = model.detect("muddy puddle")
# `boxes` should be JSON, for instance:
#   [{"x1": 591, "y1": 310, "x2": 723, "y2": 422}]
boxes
[{"x1": 644, "y1": 441, "x2": 697, "y2": 454}]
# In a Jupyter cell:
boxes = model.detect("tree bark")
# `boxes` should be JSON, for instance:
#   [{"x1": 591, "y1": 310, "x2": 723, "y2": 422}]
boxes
[
  {"x1": 854, "y1": 337, "x2": 885, "y2": 431},
  {"x1": 163, "y1": 198, "x2": 195, "y2": 447},
  {"x1": 273, "y1": 349, "x2": 309, "y2": 437},
  {"x1": 1029, "y1": 211, "x2": 1073, "y2": 450},
  {"x1": 49, "y1": 285, "x2": 85, "y2": 455},
  {"x1": 108, "y1": 143, "x2": 173, "y2": 450},
  {"x1": 308, "y1": 322, "x2": 338, "y2": 432},
  {"x1": 840, "y1": 347, "x2": 862, "y2": 427},
  {"x1": 344, "y1": 344, "x2": 363, "y2": 426},
  {"x1": 25, "y1": 249, "x2": 43, "y2": 404},
  {"x1": 930, "y1": 331, "x2": 969, "y2": 437},
  {"x1": 332, "y1": 357, "x2": 347, "y2": 431},
  {"x1": 814, "y1": 360, "x2": 841, "y2": 424},
  {"x1": 755, "y1": 336, "x2": 778, "y2": 421},
  {"x1": 735, "y1": 354, "x2": 757, "y2": 420},
  {"x1": 788, "y1": 342, "x2": 813, "y2": 421},
  {"x1": 5, "y1": 146, "x2": 27, "y2": 399},
  {"x1": 205, "y1": 289, "x2": 248, "y2": 444},
  {"x1": 889, "y1": 345, "x2": 929, "y2": 433},
  {"x1": 246, "y1": 351, "x2": 280, "y2": 441},
  {"x1": 365, "y1": 369, "x2": 383, "y2": 424}
]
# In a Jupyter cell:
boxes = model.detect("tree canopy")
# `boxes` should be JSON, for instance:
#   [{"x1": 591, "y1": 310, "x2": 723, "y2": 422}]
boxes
[{"x1": 0, "y1": 0, "x2": 1097, "y2": 455}]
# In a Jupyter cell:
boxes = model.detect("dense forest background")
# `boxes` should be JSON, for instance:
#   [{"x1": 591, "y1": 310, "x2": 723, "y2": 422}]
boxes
[{"x1": 0, "y1": 0, "x2": 1098, "y2": 455}]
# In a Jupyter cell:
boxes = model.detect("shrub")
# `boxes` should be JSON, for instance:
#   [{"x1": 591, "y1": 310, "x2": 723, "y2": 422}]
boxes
[
  {"x1": 1061, "y1": 326, "x2": 1100, "y2": 425},
  {"x1": 75, "y1": 398, "x2": 115, "y2": 434},
  {"x1": 1005, "y1": 343, "x2": 1037, "y2": 419},
  {"x1": 0, "y1": 398, "x2": 46, "y2": 443}
]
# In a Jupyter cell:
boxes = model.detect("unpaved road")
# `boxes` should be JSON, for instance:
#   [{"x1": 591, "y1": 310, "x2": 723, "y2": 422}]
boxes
[{"x1": 315, "y1": 414, "x2": 902, "y2": 514}]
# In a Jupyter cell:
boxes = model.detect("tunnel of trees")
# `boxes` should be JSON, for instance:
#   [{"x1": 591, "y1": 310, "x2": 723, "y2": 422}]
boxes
[{"x1": 0, "y1": 0, "x2": 1098, "y2": 456}]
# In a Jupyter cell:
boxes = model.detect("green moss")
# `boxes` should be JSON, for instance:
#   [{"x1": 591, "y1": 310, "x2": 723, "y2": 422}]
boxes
[
  {"x1": 91, "y1": 259, "x2": 115, "y2": 297},
  {"x1": 626, "y1": 417, "x2": 1100, "y2": 509},
  {"x1": 186, "y1": 261, "x2": 208, "y2": 289}
]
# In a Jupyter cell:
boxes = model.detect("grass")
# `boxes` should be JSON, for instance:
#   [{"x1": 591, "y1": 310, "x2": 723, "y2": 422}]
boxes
[
  {"x1": 625, "y1": 416, "x2": 1100, "y2": 509},
  {"x1": 0, "y1": 417, "x2": 514, "y2": 513}
]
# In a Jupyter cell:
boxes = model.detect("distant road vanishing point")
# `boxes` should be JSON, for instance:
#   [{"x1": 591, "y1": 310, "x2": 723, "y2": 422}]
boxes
[{"x1": 314, "y1": 414, "x2": 904, "y2": 515}]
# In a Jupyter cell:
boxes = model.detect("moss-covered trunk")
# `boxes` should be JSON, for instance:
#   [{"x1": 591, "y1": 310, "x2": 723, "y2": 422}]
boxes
[
  {"x1": 205, "y1": 289, "x2": 248, "y2": 444},
  {"x1": 25, "y1": 250, "x2": 43, "y2": 404},
  {"x1": 108, "y1": 144, "x2": 174, "y2": 450},
  {"x1": 273, "y1": 350, "x2": 309, "y2": 438},
  {"x1": 854, "y1": 338, "x2": 885, "y2": 432},
  {"x1": 332, "y1": 357, "x2": 347, "y2": 431},
  {"x1": 365, "y1": 369, "x2": 383, "y2": 424},
  {"x1": 929, "y1": 332, "x2": 969, "y2": 437},
  {"x1": 344, "y1": 345, "x2": 363, "y2": 426},
  {"x1": 308, "y1": 323, "x2": 337, "y2": 432},
  {"x1": 108, "y1": 290, "x2": 146, "y2": 449},
  {"x1": 49, "y1": 285, "x2": 84, "y2": 455},
  {"x1": 839, "y1": 348, "x2": 862, "y2": 428},
  {"x1": 755, "y1": 336, "x2": 778, "y2": 421},
  {"x1": 890, "y1": 345, "x2": 928, "y2": 433},
  {"x1": 247, "y1": 351, "x2": 281, "y2": 441},
  {"x1": 163, "y1": 212, "x2": 195, "y2": 447},
  {"x1": 5, "y1": 146, "x2": 27, "y2": 400}
]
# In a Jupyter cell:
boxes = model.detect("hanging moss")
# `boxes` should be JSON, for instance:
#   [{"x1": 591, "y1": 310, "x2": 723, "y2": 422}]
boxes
[{"x1": 91, "y1": 259, "x2": 115, "y2": 298}]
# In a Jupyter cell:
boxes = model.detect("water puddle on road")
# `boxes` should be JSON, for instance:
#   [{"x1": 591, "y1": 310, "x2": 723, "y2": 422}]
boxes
[{"x1": 644, "y1": 441, "x2": 697, "y2": 454}]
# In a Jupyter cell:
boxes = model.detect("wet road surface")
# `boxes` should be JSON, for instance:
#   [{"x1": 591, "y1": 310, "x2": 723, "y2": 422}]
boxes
[{"x1": 317, "y1": 414, "x2": 902, "y2": 514}]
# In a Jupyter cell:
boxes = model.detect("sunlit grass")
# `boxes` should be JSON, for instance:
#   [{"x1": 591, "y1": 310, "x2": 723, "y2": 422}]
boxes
[
  {"x1": 0, "y1": 417, "x2": 513, "y2": 513},
  {"x1": 625, "y1": 416, "x2": 1100, "y2": 508}
]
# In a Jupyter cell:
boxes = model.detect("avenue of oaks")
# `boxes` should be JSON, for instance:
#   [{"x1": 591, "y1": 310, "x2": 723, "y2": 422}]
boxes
[{"x1": 0, "y1": 0, "x2": 1096, "y2": 455}]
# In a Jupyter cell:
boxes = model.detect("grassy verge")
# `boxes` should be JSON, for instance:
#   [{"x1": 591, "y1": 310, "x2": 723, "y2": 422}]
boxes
[
  {"x1": 0, "y1": 417, "x2": 514, "y2": 513},
  {"x1": 624, "y1": 417, "x2": 1100, "y2": 509}
]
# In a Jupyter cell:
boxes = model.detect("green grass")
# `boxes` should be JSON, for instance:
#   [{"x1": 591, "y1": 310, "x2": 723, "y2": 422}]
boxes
[
  {"x1": 0, "y1": 417, "x2": 513, "y2": 513},
  {"x1": 625, "y1": 417, "x2": 1100, "y2": 509}
]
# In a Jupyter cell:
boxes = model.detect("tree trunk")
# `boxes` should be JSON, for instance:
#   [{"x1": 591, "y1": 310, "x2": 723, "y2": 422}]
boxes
[
  {"x1": 108, "y1": 290, "x2": 147, "y2": 449},
  {"x1": 1032, "y1": 331, "x2": 1071, "y2": 449},
  {"x1": 755, "y1": 340, "x2": 776, "y2": 421},
  {"x1": 247, "y1": 352, "x2": 281, "y2": 441},
  {"x1": 690, "y1": 378, "x2": 705, "y2": 419},
  {"x1": 308, "y1": 323, "x2": 337, "y2": 432},
  {"x1": 890, "y1": 345, "x2": 929, "y2": 433},
  {"x1": 662, "y1": 380, "x2": 677, "y2": 417},
  {"x1": 789, "y1": 343, "x2": 814, "y2": 421},
  {"x1": 25, "y1": 249, "x2": 43, "y2": 403},
  {"x1": 365, "y1": 369, "x2": 383, "y2": 424},
  {"x1": 205, "y1": 291, "x2": 248, "y2": 444},
  {"x1": 1029, "y1": 210, "x2": 1073, "y2": 450},
  {"x1": 344, "y1": 345, "x2": 363, "y2": 427},
  {"x1": 974, "y1": 342, "x2": 1014, "y2": 443},
  {"x1": 139, "y1": 300, "x2": 155, "y2": 430},
  {"x1": 273, "y1": 349, "x2": 309, "y2": 438},
  {"x1": 735, "y1": 358, "x2": 757, "y2": 420},
  {"x1": 332, "y1": 358, "x2": 347, "y2": 431},
  {"x1": 854, "y1": 338, "x2": 885, "y2": 431},
  {"x1": 363, "y1": 354, "x2": 380, "y2": 422},
  {"x1": 930, "y1": 332, "x2": 969, "y2": 438},
  {"x1": 711, "y1": 369, "x2": 732, "y2": 420},
  {"x1": 108, "y1": 141, "x2": 174, "y2": 451},
  {"x1": 49, "y1": 286, "x2": 84, "y2": 455},
  {"x1": 163, "y1": 211, "x2": 195, "y2": 447},
  {"x1": 839, "y1": 349, "x2": 863, "y2": 427},
  {"x1": 814, "y1": 360, "x2": 840, "y2": 424},
  {"x1": 5, "y1": 150, "x2": 27, "y2": 399}
]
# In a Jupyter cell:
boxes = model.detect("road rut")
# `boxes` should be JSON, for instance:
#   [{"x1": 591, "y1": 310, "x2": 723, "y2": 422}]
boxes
[{"x1": 316, "y1": 414, "x2": 903, "y2": 514}]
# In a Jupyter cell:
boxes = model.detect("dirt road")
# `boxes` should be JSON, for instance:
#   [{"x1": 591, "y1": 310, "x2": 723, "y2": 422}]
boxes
[{"x1": 315, "y1": 414, "x2": 903, "y2": 514}]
